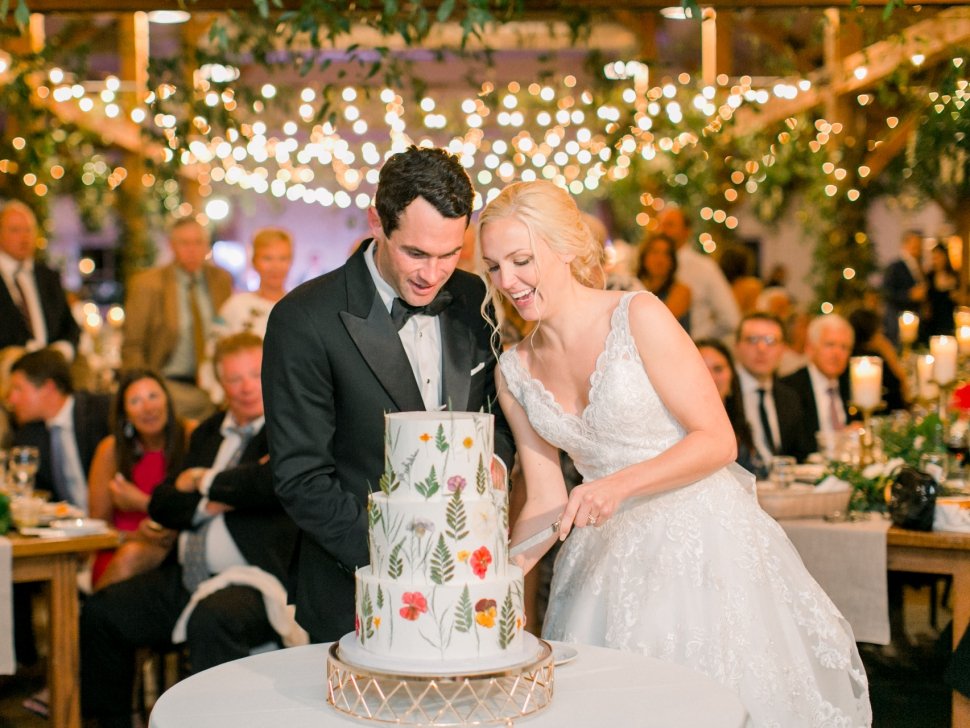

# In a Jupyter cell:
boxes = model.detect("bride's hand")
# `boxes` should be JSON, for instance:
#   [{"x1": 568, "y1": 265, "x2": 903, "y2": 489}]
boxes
[{"x1": 558, "y1": 480, "x2": 621, "y2": 540}]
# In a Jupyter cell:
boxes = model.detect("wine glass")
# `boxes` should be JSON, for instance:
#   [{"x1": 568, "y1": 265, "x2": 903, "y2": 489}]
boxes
[
  {"x1": 770, "y1": 456, "x2": 797, "y2": 489},
  {"x1": 8, "y1": 446, "x2": 39, "y2": 498}
]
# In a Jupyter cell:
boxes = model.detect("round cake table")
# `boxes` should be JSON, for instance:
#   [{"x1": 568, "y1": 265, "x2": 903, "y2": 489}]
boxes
[{"x1": 149, "y1": 642, "x2": 748, "y2": 728}]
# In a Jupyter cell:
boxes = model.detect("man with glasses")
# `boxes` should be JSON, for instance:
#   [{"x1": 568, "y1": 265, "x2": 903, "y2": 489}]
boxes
[{"x1": 733, "y1": 313, "x2": 814, "y2": 466}]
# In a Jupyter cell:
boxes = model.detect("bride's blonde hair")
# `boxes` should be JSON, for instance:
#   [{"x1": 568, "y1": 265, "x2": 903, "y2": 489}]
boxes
[{"x1": 476, "y1": 181, "x2": 603, "y2": 343}]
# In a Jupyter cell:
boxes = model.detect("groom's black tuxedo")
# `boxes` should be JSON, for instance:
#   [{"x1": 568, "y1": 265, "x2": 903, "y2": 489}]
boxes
[{"x1": 263, "y1": 240, "x2": 515, "y2": 642}]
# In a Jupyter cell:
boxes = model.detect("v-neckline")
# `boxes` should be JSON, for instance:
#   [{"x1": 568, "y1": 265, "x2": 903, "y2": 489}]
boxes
[{"x1": 511, "y1": 293, "x2": 634, "y2": 421}]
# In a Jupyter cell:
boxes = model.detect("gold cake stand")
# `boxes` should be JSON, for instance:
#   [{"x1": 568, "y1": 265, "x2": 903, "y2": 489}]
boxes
[{"x1": 327, "y1": 639, "x2": 555, "y2": 726}]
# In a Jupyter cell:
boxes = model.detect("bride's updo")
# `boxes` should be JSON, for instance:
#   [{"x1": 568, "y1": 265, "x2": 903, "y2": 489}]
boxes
[{"x1": 477, "y1": 180, "x2": 603, "y2": 289}]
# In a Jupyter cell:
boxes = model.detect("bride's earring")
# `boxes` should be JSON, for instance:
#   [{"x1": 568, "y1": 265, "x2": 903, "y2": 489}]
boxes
[{"x1": 123, "y1": 420, "x2": 135, "y2": 439}]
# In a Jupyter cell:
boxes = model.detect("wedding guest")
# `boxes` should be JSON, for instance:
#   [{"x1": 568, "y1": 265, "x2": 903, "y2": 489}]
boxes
[
  {"x1": 696, "y1": 338, "x2": 764, "y2": 477},
  {"x1": 87, "y1": 370, "x2": 189, "y2": 591},
  {"x1": 122, "y1": 218, "x2": 232, "y2": 421},
  {"x1": 925, "y1": 243, "x2": 959, "y2": 338},
  {"x1": 0, "y1": 200, "x2": 79, "y2": 359},
  {"x1": 659, "y1": 206, "x2": 739, "y2": 341},
  {"x1": 636, "y1": 233, "x2": 690, "y2": 329},
  {"x1": 478, "y1": 179, "x2": 870, "y2": 726},
  {"x1": 216, "y1": 227, "x2": 294, "y2": 339},
  {"x1": 882, "y1": 230, "x2": 926, "y2": 345}
]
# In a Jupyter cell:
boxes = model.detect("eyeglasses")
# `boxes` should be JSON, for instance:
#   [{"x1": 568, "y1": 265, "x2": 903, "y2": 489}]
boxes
[{"x1": 741, "y1": 335, "x2": 781, "y2": 346}]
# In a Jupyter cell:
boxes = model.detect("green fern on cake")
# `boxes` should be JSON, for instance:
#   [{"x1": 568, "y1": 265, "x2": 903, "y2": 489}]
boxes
[
  {"x1": 430, "y1": 533, "x2": 455, "y2": 584},
  {"x1": 379, "y1": 460, "x2": 399, "y2": 494},
  {"x1": 446, "y1": 488, "x2": 468, "y2": 541},
  {"x1": 361, "y1": 586, "x2": 375, "y2": 641},
  {"x1": 453, "y1": 585, "x2": 473, "y2": 633},
  {"x1": 376, "y1": 585, "x2": 384, "y2": 610},
  {"x1": 367, "y1": 498, "x2": 383, "y2": 528},
  {"x1": 415, "y1": 466, "x2": 440, "y2": 499},
  {"x1": 498, "y1": 590, "x2": 515, "y2": 649},
  {"x1": 388, "y1": 540, "x2": 404, "y2": 580},
  {"x1": 435, "y1": 424, "x2": 449, "y2": 453},
  {"x1": 476, "y1": 454, "x2": 488, "y2": 496}
]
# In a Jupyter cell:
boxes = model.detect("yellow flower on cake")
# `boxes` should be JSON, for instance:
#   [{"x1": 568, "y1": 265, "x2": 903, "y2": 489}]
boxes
[
  {"x1": 463, "y1": 437, "x2": 474, "y2": 449},
  {"x1": 475, "y1": 599, "x2": 497, "y2": 628},
  {"x1": 457, "y1": 550, "x2": 470, "y2": 562}
]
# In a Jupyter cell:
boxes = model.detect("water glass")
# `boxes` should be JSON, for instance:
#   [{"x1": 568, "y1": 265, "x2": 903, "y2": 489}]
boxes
[
  {"x1": 919, "y1": 452, "x2": 948, "y2": 485},
  {"x1": 770, "y1": 456, "x2": 797, "y2": 489},
  {"x1": 8, "y1": 446, "x2": 39, "y2": 498}
]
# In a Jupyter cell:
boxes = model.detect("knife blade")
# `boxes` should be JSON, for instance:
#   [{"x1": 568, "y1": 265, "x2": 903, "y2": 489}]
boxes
[{"x1": 509, "y1": 520, "x2": 561, "y2": 558}]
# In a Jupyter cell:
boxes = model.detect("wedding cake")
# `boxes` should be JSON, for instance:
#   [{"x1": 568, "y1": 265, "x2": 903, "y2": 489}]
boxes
[{"x1": 353, "y1": 411, "x2": 526, "y2": 665}]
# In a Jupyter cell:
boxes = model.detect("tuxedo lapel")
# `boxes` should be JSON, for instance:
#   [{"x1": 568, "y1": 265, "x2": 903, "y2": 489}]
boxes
[
  {"x1": 440, "y1": 288, "x2": 473, "y2": 412},
  {"x1": 340, "y1": 245, "x2": 425, "y2": 412}
]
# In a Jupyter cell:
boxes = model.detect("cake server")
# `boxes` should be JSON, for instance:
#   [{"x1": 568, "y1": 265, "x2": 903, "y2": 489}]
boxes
[{"x1": 509, "y1": 520, "x2": 560, "y2": 558}]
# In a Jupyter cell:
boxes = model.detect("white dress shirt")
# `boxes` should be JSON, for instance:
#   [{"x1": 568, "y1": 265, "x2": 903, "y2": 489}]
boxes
[
  {"x1": 177, "y1": 413, "x2": 266, "y2": 576},
  {"x1": 737, "y1": 366, "x2": 781, "y2": 467},
  {"x1": 46, "y1": 396, "x2": 88, "y2": 513},
  {"x1": 0, "y1": 250, "x2": 48, "y2": 349},
  {"x1": 364, "y1": 241, "x2": 444, "y2": 410},
  {"x1": 808, "y1": 364, "x2": 846, "y2": 433},
  {"x1": 675, "y1": 245, "x2": 740, "y2": 342}
]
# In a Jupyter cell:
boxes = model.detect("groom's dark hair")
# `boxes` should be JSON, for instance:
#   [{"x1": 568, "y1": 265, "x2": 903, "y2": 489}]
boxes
[{"x1": 375, "y1": 146, "x2": 473, "y2": 236}]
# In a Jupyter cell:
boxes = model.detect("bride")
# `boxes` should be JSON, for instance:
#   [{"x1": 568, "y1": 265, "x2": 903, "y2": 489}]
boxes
[{"x1": 478, "y1": 180, "x2": 871, "y2": 728}]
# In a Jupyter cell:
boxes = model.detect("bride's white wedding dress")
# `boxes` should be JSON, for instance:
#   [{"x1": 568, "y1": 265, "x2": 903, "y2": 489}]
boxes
[{"x1": 500, "y1": 292, "x2": 871, "y2": 728}]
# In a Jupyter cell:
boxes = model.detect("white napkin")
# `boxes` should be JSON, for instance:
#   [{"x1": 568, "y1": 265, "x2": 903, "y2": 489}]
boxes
[
  {"x1": 814, "y1": 475, "x2": 851, "y2": 493},
  {"x1": 0, "y1": 536, "x2": 13, "y2": 674},
  {"x1": 934, "y1": 504, "x2": 970, "y2": 533}
]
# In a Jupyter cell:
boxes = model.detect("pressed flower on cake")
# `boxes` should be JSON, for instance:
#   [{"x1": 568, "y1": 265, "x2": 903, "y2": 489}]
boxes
[{"x1": 400, "y1": 592, "x2": 428, "y2": 620}]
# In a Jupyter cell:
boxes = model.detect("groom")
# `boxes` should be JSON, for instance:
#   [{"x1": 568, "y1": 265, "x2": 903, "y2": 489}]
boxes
[{"x1": 262, "y1": 146, "x2": 515, "y2": 642}]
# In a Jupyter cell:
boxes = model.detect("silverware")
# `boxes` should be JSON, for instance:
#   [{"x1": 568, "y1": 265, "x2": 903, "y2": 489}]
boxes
[{"x1": 509, "y1": 520, "x2": 561, "y2": 557}]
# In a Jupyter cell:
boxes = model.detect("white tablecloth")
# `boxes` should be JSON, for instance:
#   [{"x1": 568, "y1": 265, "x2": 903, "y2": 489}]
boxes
[
  {"x1": 149, "y1": 642, "x2": 748, "y2": 728},
  {"x1": 0, "y1": 536, "x2": 13, "y2": 674},
  {"x1": 781, "y1": 514, "x2": 891, "y2": 645}
]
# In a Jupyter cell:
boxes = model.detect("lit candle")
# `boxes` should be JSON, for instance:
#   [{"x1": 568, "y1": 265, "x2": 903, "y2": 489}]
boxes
[
  {"x1": 955, "y1": 307, "x2": 970, "y2": 330},
  {"x1": 958, "y1": 325, "x2": 970, "y2": 356},
  {"x1": 917, "y1": 354, "x2": 940, "y2": 400},
  {"x1": 930, "y1": 335, "x2": 958, "y2": 385},
  {"x1": 850, "y1": 356, "x2": 883, "y2": 410},
  {"x1": 898, "y1": 311, "x2": 919, "y2": 346}
]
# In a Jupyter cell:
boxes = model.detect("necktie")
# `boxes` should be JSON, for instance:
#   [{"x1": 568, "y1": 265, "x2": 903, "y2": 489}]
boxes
[
  {"x1": 756, "y1": 388, "x2": 778, "y2": 455},
  {"x1": 188, "y1": 276, "x2": 205, "y2": 373},
  {"x1": 181, "y1": 423, "x2": 256, "y2": 592},
  {"x1": 390, "y1": 290, "x2": 453, "y2": 331},
  {"x1": 827, "y1": 386, "x2": 845, "y2": 431},
  {"x1": 12, "y1": 265, "x2": 33, "y2": 337}
]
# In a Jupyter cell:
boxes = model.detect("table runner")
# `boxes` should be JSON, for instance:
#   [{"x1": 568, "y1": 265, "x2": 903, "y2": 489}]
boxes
[
  {"x1": 781, "y1": 514, "x2": 891, "y2": 645},
  {"x1": 0, "y1": 536, "x2": 13, "y2": 674}
]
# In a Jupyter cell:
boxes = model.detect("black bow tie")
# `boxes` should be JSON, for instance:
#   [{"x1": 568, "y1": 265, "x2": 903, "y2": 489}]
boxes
[{"x1": 390, "y1": 290, "x2": 453, "y2": 331}]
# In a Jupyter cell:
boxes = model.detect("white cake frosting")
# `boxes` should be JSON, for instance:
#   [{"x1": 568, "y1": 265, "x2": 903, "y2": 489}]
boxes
[{"x1": 354, "y1": 411, "x2": 526, "y2": 664}]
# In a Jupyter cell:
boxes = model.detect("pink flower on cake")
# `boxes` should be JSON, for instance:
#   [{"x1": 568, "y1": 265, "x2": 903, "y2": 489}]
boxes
[
  {"x1": 447, "y1": 475, "x2": 466, "y2": 492},
  {"x1": 355, "y1": 613, "x2": 361, "y2": 636},
  {"x1": 475, "y1": 599, "x2": 497, "y2": 628},
  {"x1": 470, "y1": 546, "x2": 492, "y2": 578},
  {"x1": 399, "y1": 592, "x2": 428, "y2": 620}
]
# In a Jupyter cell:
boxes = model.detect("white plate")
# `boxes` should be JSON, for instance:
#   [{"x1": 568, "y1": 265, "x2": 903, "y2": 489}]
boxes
[
  {"x1": 548, "y1": 641, "x2": 579, "y2": 666},
  {"x1": 45, "y1": 518, "x2": 108, "y2": 536}
]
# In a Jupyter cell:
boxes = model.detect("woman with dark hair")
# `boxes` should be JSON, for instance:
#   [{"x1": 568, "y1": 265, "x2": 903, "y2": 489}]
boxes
[
  {"x1": 636, "y1": 233, "x2": 691, "y2": 329},
  {"x1": 925, "y1": 243, "x2": 959, "y2": 338},
  {"x1": 847, "y1": 307, "x2": 907, "y2": 412},
  {"x1": 695, "y1": 338, "x2": 766, "y2": 478},
  {"x1": 88, "y1": 369, "x2": 191, "y2": 590}
]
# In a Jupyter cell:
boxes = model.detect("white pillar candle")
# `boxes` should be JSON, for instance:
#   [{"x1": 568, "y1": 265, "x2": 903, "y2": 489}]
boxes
[
  {"x1": 958, "y1": 326, "x2": 970, "y2": 355},
  {"x1": 955, "y1": 307, "x2": 970, "y2": 330},
  {"x1": 898, "y1": 311, "x2": 919, "y2": 346},
  {"x1": 850, "y1": 356, "x2": 883, "y2": 410},
  {"x1": 930, "y1": 335, "x2": 959, "y2": 385},
  {"x1": 917, "y1": 354, "x2": 940, "y2": 400}
]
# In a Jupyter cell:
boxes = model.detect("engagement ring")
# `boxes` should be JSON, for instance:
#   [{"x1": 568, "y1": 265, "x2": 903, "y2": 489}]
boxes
[{"x1": 587, "y1": 514, "x2": 597, "y2": 525}]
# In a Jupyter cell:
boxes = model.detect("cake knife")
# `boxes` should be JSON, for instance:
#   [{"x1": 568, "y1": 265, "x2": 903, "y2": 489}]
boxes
[{"x1": 509, "y1": 520, "x2": 561, "y2": 558}]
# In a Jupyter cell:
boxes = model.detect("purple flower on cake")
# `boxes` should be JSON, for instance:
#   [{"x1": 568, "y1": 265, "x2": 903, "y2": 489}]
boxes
[
  {"x1": 407, "y1": 518, "x2": 435, "y2": 538},
  {"x1": 447, "y1": 475, "x2": 466, "y2": 492},
  {"x1": 470, "y1": 546, "x2": 492, "y2": 579},
  {"x1": 400, "y1": 592, "x2": 428, "y2": 621}
]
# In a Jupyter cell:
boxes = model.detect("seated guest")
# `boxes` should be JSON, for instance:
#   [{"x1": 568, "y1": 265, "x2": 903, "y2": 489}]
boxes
[
  {"x1": 636, "y1": 233, "x2": 691, "y2": 329},
  {"x1": 6, "y1": 348, "x2": 110, "y2": 510},
  {"x1": 80, "y1": 332, "x2": 301, "y2": 728},
  {"x1": 0, "y1": 200, "x2": 80, "y2": 359},
  {"x1": 733, "y1": 313, "x2": 814, "y2": 464},
  {"x1": 696, "y1": 338, "x2": 766, "y2": 478},
  {"x1": 88, "y1": 370, "x2": 191, "y2": 591},
  {"x1": 779, "y1": 314, "x2": 854, "y2": 447},
  {"x1": 848, "y1": 307, "x2": 908, "y2": 412}
]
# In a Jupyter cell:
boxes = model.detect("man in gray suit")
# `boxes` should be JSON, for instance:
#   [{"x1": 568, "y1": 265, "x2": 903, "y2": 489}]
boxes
[{"x1": 263, "y1": 146, "x2": 514, "y2": 642}]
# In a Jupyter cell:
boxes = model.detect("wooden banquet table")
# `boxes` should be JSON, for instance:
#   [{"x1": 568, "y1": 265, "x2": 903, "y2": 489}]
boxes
[
  {"x1": 149, "y1": 642, "x2": 749, "y2": 728},
  {"x1": 886, "y1": 525, "x2": 970, "y2": 728},
  {"x1": 10, "y1": 529, "x2": 119, "y2": 728}
]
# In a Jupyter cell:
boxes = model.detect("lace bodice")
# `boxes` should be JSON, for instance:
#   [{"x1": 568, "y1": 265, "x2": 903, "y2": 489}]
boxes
[{"x1": 500, "y1": 291, "x2": 685, "y2": 483}]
